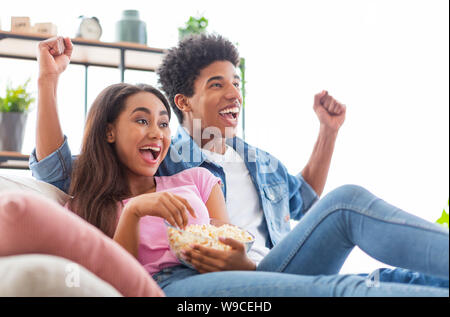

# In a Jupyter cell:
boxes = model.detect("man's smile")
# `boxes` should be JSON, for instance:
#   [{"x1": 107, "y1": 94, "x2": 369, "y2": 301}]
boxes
[{"x1": 218, "y1": 105, "x2": 240, "y2": 126}]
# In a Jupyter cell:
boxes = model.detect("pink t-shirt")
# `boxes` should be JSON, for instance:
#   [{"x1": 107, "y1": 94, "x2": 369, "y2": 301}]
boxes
[{"x1": 120, "y1": 167, "x2": 221, "y2": 275}]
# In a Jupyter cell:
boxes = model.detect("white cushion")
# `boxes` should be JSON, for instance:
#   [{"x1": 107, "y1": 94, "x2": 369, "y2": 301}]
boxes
[
  {"x1": 0, "y1": 254, "x2": 122, "y2": 297},
  {"x1": 0, "y1": 174, "x2": 71, "y2": 206}
]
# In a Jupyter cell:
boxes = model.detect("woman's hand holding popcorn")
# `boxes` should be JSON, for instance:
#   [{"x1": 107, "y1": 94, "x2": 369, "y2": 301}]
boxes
[{"x1": 181, "y1": 237, "x2": 256, "y2": 273}]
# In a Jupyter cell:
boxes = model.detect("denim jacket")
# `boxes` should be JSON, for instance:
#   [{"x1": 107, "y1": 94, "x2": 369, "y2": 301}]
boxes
[{"x1": 29, "y1": 126, "x2": 318, "y2": 248}]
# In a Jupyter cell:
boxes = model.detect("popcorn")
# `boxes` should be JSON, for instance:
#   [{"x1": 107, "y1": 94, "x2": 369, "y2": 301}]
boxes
[{"x1": 167, "y1": 223, "x2": 254, "y2": 255}]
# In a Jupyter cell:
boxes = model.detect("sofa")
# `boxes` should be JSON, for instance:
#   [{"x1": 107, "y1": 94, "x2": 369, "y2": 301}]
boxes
[{"x1": 0, "y1": 173, "x2": 165, "y2": 297}]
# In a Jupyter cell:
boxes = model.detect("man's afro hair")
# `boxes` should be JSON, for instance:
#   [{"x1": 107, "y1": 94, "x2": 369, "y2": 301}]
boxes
[{"x1": 157, "y1": 33, "x2": 240, "y2": 124}]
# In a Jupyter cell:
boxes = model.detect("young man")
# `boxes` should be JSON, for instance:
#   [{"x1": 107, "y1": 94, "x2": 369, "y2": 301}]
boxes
[
  {"x1": 30, "y1": 35, "x2": 448, "y2": 288},
  {"x1": 156, "y1": 34, "x2": 343, "y2": 264}
]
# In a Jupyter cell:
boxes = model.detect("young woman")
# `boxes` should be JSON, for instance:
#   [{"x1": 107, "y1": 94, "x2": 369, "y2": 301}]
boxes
[
  {"x1": 31, "y1": 36, "x2": 448, "y2": 297},
  {"x1": 67, "y1": 79, "x2": 255, "y2": 273}
]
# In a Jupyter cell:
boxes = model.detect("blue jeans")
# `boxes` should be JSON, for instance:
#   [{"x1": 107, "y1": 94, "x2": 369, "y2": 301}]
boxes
[
  {"x1": 154, "y1": 185, "x2": 449, "y2": 296},
  {"x1": 360, "y1": 268, "x2": 448, "y2": 288}
]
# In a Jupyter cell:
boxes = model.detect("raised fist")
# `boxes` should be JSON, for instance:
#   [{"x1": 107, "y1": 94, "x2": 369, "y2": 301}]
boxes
[
  {"x1": 37, "y1": 36, "x2": 73, "y2": 78},
  {"x1": 313, "y1": 90, "x2": 346, "y2": 132}
]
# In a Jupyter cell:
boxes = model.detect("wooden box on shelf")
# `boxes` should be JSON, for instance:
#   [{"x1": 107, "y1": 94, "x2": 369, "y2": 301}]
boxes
[
  {"x1": 11, "y1": 17, "x2": 32, "y2": 33},
  {"x1": 33, "y1": 23, "x2": 57, "y2": 36},
  {"x1": 11, "y1": 17, "x2": 57, "y2": 36}
]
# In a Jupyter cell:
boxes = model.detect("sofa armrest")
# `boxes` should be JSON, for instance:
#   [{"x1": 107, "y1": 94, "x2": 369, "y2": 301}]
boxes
[
  {"x1": 0, "y1": 191, "x2": 165, "y2": 297},
  {"x1": 0, "y1": 174, "x2": 71, "y2": 206},
  {"x1": 0, "y1": 254, "x2": 122, "y2": 297}
]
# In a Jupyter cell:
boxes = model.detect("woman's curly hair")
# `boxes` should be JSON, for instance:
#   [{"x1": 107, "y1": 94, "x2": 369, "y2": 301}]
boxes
[{"x1": 157, "y1": 33, "x2": 240, "y2": 124}]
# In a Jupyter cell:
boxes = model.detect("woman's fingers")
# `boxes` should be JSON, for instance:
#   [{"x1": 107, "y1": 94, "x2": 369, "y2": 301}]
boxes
[
  {"x1": 56, "y1": 37, "x2": 65, "y2": 55},
  {"x1": 188, "y1": 257, "x2": 220, "y2": 274},
  {"x1": 37, "y1": 36, "x2": 72, "y2": 76},
  {"x1": 40, "y1": 36, "x2": 65, "y2": 55},
  {"x1": 161, "y1": 196, "x2": 185, "y2": 229},
  {"x1": 38, "y1": 36, "x2": 72, "y2": 63},
  {"x1": 63, "y1": 37, "x2": 73, "y2": 59},
  {"x1": 218, "y1": 237, "x2": 246, "y2": 251},
  {"x1": 164, "y1": 214, "x2": 178, "y2": 229},
  {"x1": 136, "y1": 192, "x2": 195, "y2": 229},
  {"x1": 190, "y1": 244, "x2": 225, "y2": 258},
  {"x1": 173, "y1": 194, "x2": 196, "y2": 219},
  {"x1": 167, "y1": 195, "x2": 189, "y2": 228},
  {"x1": 182, "y1": 247, "x2": 224, "y2": 272}
]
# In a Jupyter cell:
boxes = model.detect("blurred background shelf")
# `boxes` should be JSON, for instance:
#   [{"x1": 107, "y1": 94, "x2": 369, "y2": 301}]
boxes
[
  {"x1": 0, "y1": 30, "x2": 166, "y2": 75},
  {"x1": 0, "y1": 30, "x2": 167, "y2": 117},
  {"x1": 0, "y1": 151, "x2": 29, "y2": 170}
]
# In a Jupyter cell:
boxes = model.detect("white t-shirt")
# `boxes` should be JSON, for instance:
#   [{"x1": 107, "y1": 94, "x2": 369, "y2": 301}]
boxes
[{"x1": 201, "y1": 145, "x2": 271, "y2": 264}]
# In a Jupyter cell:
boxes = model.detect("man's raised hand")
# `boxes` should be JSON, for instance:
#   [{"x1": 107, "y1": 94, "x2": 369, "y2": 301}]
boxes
[{"x1": 313, "y1": 90, "x2": 346, "y2": 133}]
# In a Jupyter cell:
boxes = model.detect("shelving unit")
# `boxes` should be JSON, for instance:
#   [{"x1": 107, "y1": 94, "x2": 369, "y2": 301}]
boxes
[
  {"x1": 0, "y1": 31, "x2": 167, "y2": 169},
  {"x1": 0, "y1": 30, "x2": 166, "y2": 78},
  {"x1": 0, "y1": 30, "x2": 166, "y2": 117},
  {"x1": 0, "y1": 151, "x2": 29, "y2": 170}
]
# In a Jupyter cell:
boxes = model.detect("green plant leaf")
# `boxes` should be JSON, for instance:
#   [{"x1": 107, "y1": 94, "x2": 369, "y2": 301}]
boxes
[
  {"x1": 0, "y1": 78, "x2": 34, "y2": 113},
  {"x1": 436, "y1": 200, "x2": 449, "y2": 228},
  {"x1": 178, "y1": 16, "x2": 209, "y2": 41}
]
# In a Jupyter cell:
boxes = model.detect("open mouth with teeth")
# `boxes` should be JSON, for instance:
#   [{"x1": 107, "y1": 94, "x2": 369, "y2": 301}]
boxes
[
  {"x1": 219, "y1": 106, "x2": 240, "y2": 121},
  {"x1": 139, "y1": 146, "x2": 161, "y2": 164}
]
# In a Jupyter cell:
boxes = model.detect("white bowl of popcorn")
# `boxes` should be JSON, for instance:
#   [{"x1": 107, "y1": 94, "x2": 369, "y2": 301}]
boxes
[{"x1": 165, "y1": 219, "x2": 255, "y2": 269}]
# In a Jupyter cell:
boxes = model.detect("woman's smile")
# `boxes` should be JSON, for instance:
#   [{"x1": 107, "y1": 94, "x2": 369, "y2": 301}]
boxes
[{"x1": 139, "y1": 143, "x2": 162, "y2": 165}]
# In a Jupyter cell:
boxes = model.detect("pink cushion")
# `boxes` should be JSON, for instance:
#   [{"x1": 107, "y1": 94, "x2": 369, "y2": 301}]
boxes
[{"x1": 0, "y1": 191, "x2": 164, "y2": 297}]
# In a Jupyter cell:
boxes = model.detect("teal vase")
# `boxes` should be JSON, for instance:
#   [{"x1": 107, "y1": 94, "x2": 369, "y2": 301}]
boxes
[{"x1": 115, "y1": 10, "x2": 147, "y2": 45}]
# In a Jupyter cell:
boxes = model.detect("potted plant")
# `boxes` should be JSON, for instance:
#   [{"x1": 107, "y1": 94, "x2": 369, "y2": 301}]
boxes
[
  {"x1": 178, "y1": 16, "x2": 208, "y2": 41},
  {"x1": 0, "y1": 79, "x2": 35, "y2": 152}
]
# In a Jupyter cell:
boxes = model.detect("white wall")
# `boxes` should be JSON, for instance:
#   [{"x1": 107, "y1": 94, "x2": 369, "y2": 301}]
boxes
[{"x1": 1, "y1": 0, "x2": 448, "y2": 275}]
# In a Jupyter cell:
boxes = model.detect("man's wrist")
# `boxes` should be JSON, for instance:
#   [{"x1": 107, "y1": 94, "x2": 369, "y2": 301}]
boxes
[{"x1": 319, "y1": 124, "x2": 339, "y2": 138}]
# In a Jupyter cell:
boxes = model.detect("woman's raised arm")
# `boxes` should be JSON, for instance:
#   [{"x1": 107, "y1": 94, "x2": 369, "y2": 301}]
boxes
[{"x1": 35, "y1": 36, "x2": 73, "y2": 161}]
